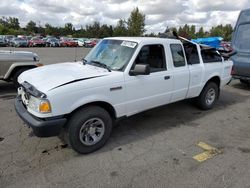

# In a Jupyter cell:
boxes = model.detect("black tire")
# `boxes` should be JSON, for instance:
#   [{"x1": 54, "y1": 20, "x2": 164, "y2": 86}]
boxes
[
  {"x1": 240, "y1": 79, "x2": 250, "y2": 85},
  {"x1": 196, "y1": 82, "x2": 219, "y2": 110},
  {"x1": 13, "y1": 68, "x2": 30, "y2": 89},
  {"x1": 66, "y1": 106, "x2": 113, "y2": 154}
]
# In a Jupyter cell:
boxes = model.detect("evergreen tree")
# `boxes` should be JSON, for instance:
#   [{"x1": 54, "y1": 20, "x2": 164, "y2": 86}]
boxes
[
  {"x1": 113, "y1": 19, "x2": 128, "y2": 36},
  {"x1": 25, "y1": 20, "x2": 37, "y2": 34},
  {"x1": 127, "y1": 7, "x2": 145, "y2": 36}
]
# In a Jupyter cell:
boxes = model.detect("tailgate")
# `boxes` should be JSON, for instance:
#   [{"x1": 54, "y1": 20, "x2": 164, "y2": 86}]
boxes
[{"x1": 221, "y1": 59, "x2": 233, "y2": 86}]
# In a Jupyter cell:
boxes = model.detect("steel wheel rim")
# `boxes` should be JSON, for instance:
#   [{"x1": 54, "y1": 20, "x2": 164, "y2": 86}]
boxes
[
  {"x1": 79, "y1": 118, "x2": 105, "y2": 146},
  {"x1": 205, "y1": 88, "x2": 216, "y2": 105}
]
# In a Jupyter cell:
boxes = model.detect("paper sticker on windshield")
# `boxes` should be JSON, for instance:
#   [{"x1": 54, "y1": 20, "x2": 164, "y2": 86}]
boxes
[{"x1": 121, "y1": 41, "x2": 137, "y2": 48}]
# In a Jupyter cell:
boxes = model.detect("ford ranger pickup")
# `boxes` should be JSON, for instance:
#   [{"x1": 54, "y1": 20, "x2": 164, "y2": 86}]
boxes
[{"x1": 15, "y1": 37, "x2": 233, "y2": 153}]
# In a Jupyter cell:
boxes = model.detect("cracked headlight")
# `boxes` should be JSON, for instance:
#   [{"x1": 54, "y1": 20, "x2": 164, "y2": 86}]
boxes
[{"x1": 28, "y1": 96, "x2": 51, "y2": 113}]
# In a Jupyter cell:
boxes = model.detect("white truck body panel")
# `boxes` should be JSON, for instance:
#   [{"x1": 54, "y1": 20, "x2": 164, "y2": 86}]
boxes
[{"x1": 18, "y1": 37, "x2": 233, "y2": 119}]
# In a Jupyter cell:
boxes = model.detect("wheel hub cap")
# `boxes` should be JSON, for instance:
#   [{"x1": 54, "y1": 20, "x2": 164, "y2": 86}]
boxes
[
  {"x1": 79, "y1": 118, "x2": 105, "y2": 146},
  {"x1": 205, "y1": 88, "x2": 216, "y2": 105},
  {"x1": 88, "y1": 127, "x2": 96, "y2": 135}
]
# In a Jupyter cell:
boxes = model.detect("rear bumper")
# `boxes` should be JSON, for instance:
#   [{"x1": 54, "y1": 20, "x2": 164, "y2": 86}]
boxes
[
  {"x1": 233, "y1": 75, "x2": 250, "y2": 81},
  {"x1": 15, "y1": 96, "x2": 67, "y2": 137}
]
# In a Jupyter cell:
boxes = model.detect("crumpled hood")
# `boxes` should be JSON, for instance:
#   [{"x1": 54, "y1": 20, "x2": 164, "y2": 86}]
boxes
[{"x1": 18, "y1": 62, "x2": 109, "y2": 92}]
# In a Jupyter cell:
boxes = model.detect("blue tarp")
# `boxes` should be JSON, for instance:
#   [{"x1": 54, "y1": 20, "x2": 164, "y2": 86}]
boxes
[{"x1": 191, "y1": 37, "x2": 223, "y2": 49}]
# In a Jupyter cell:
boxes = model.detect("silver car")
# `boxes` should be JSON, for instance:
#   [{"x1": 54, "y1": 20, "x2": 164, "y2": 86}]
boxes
[
  {"x1": 11, "y1": 38, "x2": 29, "y2": 47},
  {"x1": 0, "y1": 50, "x2": 42, "y2": 88}
]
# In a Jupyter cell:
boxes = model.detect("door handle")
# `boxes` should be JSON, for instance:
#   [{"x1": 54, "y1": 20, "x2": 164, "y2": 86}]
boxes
[{"x1": 164, "y1": 76, "x2": 170, "y2": 80}]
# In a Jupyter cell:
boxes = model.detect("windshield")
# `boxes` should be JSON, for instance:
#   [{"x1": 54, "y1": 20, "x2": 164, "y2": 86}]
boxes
[
  {"x1": 85, "y1": 39, "x2": 137, "y2": 71},
  {"x1": 235, "y1": 23, "x2": 250, "y2": 51}
]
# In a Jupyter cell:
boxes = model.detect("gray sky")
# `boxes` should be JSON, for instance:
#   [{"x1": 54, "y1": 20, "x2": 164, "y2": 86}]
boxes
[{"x1": 1, "y1": 0, "x2": 249, "y2": 33}]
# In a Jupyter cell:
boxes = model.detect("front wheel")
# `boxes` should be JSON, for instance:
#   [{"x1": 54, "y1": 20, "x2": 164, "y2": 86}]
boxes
[
  {"x1": 66, "y1": 106, "x2": 113, "y2": 154},
  {"x1": 196, "y1": 82, "x2": 219, "y2": 110}
]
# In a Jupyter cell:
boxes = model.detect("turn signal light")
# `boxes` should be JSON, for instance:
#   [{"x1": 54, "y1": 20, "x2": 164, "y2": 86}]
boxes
[{"x1": 39, "y1": 101, "x2": 51, "y2": 113}]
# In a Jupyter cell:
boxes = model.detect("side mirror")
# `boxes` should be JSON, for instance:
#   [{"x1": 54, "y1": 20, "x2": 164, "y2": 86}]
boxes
[{"x1": 129, "y1": 64, "x2": 150, "y2": 76}]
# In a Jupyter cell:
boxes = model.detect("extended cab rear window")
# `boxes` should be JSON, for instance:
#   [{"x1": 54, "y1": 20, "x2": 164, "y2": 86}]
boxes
[{"x1": 170, "y1": 44, "x2": 186, "y2": 67}]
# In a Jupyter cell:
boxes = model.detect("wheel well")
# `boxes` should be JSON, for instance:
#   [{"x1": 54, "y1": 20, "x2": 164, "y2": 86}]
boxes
[
  {"x1": 207, "y1": 76, "x2": 220, "y2": 88},
  {"x1": 70, "y1": 101, "x2": 117, "y2": 120},
  {"x1": 202, "y1": 76, "x2": 221, "y2": 98},
  {"x1": 8, "y1": 66, "x2": 36, "y2": 80}
]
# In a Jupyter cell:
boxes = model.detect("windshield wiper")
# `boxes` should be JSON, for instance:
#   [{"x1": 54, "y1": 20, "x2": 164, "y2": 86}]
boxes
[
  {"x1": 82, "y1": 58, "x2": 87, "y2": 65},
  {"x1": 90, "y1": 60, "x2": 111, "y2": 72}
]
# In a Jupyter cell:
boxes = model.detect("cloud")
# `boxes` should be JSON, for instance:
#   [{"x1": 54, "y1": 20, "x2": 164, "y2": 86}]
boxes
[
  {"x1": 177, "y1": 12, "x2": 210, "y2": 24},
  {"x1": 189, "y1": 0, "x2": 249, "y2": 12},
  {"x1": 0, "y1": 0, "x2": 248, "y2": 33}
]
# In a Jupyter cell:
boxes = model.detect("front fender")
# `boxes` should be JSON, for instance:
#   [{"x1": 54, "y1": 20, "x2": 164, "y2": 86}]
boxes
[
  {"x1": 70, "y1": 94, "x2": 114, "y2": 114},
  {"x1": 4, "y1": 63, "x2": 37, "y2": 80}
]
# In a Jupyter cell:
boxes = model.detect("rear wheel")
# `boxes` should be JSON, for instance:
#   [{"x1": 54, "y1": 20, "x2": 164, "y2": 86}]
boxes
[
  {"x1": 66, "y1": 106, "x2": 113, "y2": 154},
  {"x1": 196, "y1": 82, "x2": 219, "y2": 110}
]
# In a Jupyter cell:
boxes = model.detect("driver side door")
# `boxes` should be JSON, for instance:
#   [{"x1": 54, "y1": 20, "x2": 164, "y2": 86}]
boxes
[{"x1": 124, "y1": 44, "x2": 174, "y2": 116}]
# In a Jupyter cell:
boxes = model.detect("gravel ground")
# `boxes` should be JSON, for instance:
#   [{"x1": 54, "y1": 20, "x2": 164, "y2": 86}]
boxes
[{"x1": 0, "y1": 47, "x2": 250, "y2": 188}]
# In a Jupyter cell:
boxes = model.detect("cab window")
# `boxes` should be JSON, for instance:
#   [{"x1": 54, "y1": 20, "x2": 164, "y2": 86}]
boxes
[{"x1": 134, "y1": 44, "x2": 166, "y2": 72}]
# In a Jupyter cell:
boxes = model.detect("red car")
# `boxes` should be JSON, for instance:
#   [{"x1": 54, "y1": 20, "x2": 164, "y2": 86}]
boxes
[
  {"x1": 28, "y1": 37, "x2": 46, "y2": 47},
  {"x1": 60, "y1": 38, "x2": 78, "y2": 47},
  {"x1": 84, "y1": 39, "x2": 99, "y2": 48}
]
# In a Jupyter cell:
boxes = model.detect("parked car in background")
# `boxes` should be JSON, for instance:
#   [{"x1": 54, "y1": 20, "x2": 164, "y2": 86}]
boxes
[
  {"x1": 11, "y1": 38, "x2": 29, "y2": 47},
  {"x1": 60, "y1": 38, "x2": 78, "y2": 47},
  {"x1": 28, "y1": 37, "x2": 46, "y2": 47},
  {"x1": 17, "y1": 35, "x2": 27, "y2": 39},
  {"x1": 46, "y1": 38, "x2": 60, "y2": 47},
  {"x1": 4, "y1": 35, "x2": 15, "y2": 45},
  {"x1": 84, "y1": 39, "x2": 99, "y2": 48},
  {"x1": 77, "y1": 38, "x2": 88, "y2": 47},
  {"x1": 0, "y1": 36, "x2": 7, "y2": 47},
  {"x1": 26, "y1": 36, "x2": 33, "y2": 41},
  {"x1": 231, "y1": 8, "x2": 250, "y2": 85},
  {"x1": 0, "y1": 50, "x2": 41, "y2": 88}
]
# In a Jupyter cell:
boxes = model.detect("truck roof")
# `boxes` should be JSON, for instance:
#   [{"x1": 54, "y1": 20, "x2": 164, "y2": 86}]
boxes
[{"x1": 105, "y1": 37, "x2": 181, "y2": 44}]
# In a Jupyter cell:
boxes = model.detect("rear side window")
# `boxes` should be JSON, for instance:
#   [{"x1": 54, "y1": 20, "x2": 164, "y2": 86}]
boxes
[
  {"x1": 183, "y1": 43, "x2": 200, "y2": 64},
  {"x1": 235, "y1": 23, "x2": 250, "y2": 51},
  {"x1": 134, "y1": 44, "x2": 166, "y2": 72},
  {"x1": 170, "y1": 44, "x2": 186, "y2": 67},
  {"x1": 201, "y1": 49, "x2": 222, "y2": 63}
]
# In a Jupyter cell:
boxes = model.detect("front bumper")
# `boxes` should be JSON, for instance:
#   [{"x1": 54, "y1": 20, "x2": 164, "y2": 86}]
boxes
[{"x1": 15, "y1": 96, "x2": 67, "y2": 137}]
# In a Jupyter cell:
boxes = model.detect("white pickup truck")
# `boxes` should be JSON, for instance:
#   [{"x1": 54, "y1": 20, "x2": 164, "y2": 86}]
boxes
[{"x1": 15, "y1": 37, "x2": 233, "y2": 154}]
